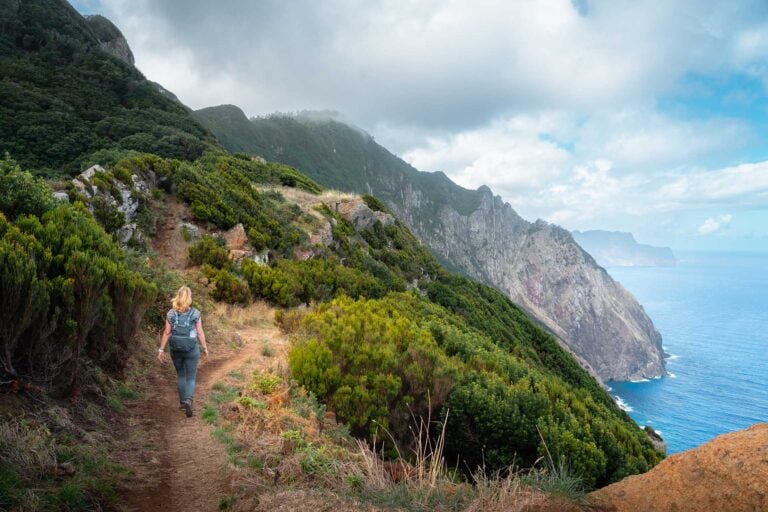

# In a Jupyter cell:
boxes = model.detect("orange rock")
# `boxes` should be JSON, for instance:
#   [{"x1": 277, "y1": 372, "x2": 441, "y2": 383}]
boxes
[
  {"x1": 591, "y1": 423, "x2": 768, "y2": 512},
  {"x1": 224, "y1": 223, "x2": 249, "y2": 250},
  {"x1": 228, "y1": 249, "x2": 248, "y2": 261}
]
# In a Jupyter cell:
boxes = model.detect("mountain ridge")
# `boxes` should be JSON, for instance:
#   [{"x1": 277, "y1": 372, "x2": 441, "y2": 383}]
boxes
[
  {"x1": 573, "y1": 230, "x2": 677, "y2": 268},
  {"x1": 194, "y1": 107, "x2": 666, "y2": 381}
]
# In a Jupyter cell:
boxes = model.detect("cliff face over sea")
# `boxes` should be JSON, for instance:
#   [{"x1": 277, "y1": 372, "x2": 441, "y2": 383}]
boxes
[
  {"x1": 194, "y1": 109, "x2": 667, "y2": 381},
  {"x1": 388, "y1": 181, "x2": 666, "y2": 381},
  {"x1": 573, "y1": 230, "x2": 676, "y2": 268}
]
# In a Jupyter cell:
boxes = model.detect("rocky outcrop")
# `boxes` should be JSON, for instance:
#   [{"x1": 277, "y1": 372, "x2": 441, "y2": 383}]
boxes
[
  {"x1": 84, "y1": 15, "x2": 135, "y2": 66},
  {"x1": 591, "y1": 423, "x2": 768, "y2": 511},
  {"x1": 572, "y1": 230, "x2": 676, "y2": 268},
  {"x1": 387, "y1": 184, "x2": 665, "y2": 381},
  {"x1": 70, "y1": 164, "x2": 160, "y2": 245},
  {"x1": 644, "y1": 426, "x2": 667, "y2": 455},
  {"x1": 221, "y1": 223, "x2": 269, "y2": 265},
  {"x1": 336, "y1": 198, "x2": 395, "y2": 231}
]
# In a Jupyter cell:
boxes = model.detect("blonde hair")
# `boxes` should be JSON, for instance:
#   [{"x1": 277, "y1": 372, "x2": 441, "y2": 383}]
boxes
[{"x1": 172, "y1": 286, "x2": 192, "y2": 312}]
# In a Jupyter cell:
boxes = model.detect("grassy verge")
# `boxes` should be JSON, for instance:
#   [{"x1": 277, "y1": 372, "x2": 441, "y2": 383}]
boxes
[
  {"x1": 201, "y1": 360, "x2": 592, "y2": 512},
  {"x1": 0, "y1": 408, "x2": 126, "y2": 511}
]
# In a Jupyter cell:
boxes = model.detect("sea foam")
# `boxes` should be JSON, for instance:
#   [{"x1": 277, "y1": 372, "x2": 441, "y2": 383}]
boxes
[{"x1": 613, "y1": 395, "x2": 634, "y2": 412}]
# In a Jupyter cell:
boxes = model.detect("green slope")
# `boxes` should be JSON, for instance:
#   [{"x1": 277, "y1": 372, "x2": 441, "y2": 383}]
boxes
[
  {"x1": 0, "y1": 0, "x2": 220, "y2": 177},
  {"x1": 194, "y1": 108, "x2": 484, "y2": 218}
]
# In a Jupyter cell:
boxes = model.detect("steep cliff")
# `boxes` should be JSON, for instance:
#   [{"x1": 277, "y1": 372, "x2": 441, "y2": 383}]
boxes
[
  {"x1": 573, "y1": 230, "x2": 676, "y2": 268},
  {"x1": 389, "y1": 182, "x2": 665, "y2": 381},
  {"x1": 194, "y1": 109, "x2": 666, "y2": 381},
  {"x1": 84, "y1": 14, "x2": 135, "y2": 66}
]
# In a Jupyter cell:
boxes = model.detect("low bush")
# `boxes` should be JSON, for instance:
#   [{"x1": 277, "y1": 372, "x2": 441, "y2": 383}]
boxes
[
  {"x1": 289, "y1": 293, "x2": 662, "y2": 487},
  {"x1": 188, "y1": 235, "x2": 230, "y2": 269},
  {"x1": 211, "y1": 268, "x2": 251, "y2": 305}
]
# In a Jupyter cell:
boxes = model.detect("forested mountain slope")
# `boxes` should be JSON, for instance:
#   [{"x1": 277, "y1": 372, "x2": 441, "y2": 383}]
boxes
[{"x1": 0, "y1": 0, "x2": 220, "y2": 177}]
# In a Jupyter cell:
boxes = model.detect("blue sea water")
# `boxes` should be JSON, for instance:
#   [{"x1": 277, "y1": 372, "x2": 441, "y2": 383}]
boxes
[{"x1": 607, "y1": 251, "x2": 768, "y2": 454}]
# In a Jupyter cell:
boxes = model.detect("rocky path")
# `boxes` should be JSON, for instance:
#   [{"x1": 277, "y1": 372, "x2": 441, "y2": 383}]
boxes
[{"x1": 120, "y1": 310, "x2": 288, "y2": 512}]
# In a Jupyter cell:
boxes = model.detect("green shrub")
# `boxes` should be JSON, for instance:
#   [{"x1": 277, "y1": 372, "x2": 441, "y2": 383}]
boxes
[
  {"x1": 237, "y1": 396, "x2": 267, "y2": 409},
  {"x1": 211, "y1": 268, "x2": 251, "y2": 305},
  {"x1": 0, "y1": 158, "x2": 156, "y2": 391},
  {"x1": 242, "y1": 257, "x2": 387, "y2": 308},
  {"x1": 189, "y1": 235, "x2": 230, "y2": 269},
  {"x1": 0, "y1": 154, "x2": 55, "y2": 220},
  {"x1": 242, "y1": 261, "x2": 300, "y2": 307},
  {"x1": 290, "y1": 295, "x2": 456, "y2": 441},
  {"x1": 250, "y1": 372, "x2": 282, "y2": 395}
]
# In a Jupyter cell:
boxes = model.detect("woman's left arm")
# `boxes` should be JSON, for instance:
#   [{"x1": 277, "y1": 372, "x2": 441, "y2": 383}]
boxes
[{"x1": 197, "y1": 319, "x2": 209, "y2": 357}]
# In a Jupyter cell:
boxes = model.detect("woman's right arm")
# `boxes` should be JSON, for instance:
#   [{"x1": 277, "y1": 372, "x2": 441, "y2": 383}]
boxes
[{"x1": 158, "y1": 320, "x2": 171, "y2": 363}]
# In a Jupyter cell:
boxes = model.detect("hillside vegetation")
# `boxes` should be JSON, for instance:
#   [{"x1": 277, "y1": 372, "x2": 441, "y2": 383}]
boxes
[
  {"x1": 158, "y1": 153, "x2": 661, "y2": 487},
  {"x1": 194, "y1": 107, "x2": 484, "y2": 217},
  {"x1": 0, "y1": 0, "x2": 220, "y2": 177},
  {"x1": 0, "y1": 150, "x2": 661, "y2": 510},
  {"x1": 0, "y1": 155, "x2": 156, "y2": 395}
]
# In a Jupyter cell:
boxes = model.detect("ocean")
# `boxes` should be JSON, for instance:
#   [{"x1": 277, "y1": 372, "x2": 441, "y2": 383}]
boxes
[{"x1": 607, "y1": 251, "x2": 768, "y2": 454}]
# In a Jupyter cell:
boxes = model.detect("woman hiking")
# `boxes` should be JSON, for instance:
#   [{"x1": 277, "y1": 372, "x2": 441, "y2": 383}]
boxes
[{"x1": 157, "y1": 286, "x2": 209, "y2": 417}]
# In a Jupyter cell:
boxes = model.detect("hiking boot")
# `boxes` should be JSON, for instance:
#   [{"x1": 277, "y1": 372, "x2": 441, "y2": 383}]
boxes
[
  {"x1": 183, "y1": 399, "x2": 193, "y2": 417},
  {"x1": 179, "y1": 403, "x2": 185, "y2": 410}
]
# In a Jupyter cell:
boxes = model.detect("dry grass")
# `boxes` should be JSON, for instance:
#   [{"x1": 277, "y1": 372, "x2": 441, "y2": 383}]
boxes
[
  {"x1": 0, "y1": 418, "x2": 58, "y2": 481},
  {"x1": 202, "y1": 319, "x2": 596, "y2": 512},
  {"x1": 210, "y1": 300, "x2": 275, "y2": 331},
  {"x1": 264, "y1": 186, "x2": 358, "y2": 218}
]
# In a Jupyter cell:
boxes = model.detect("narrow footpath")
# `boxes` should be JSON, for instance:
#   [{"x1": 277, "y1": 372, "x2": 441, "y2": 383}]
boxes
[
  {"x1": 119, "y1": 200, "x2": 289, "y2": 511},
  {"x1": 120, "y1": 317, "x2": 288, "y2": 512}
]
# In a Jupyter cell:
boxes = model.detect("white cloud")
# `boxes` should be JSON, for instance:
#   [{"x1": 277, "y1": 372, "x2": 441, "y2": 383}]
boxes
[
  {"x1": 658, "y1": 162, "x2": 768, "y2": 206},
  {"x1": 93, "y1": 0, "x2": 768, "y2": 127},
  {"x1": 698, "y1": 214, "x2": 733, "y2": 234},
  {"x1": 402, "y1": 113, "x2": 573, "y2": 195},
  {"x1": 395, "y1": 109, "x2": 758, "y2": 226},
  {"x1": 573, "y1": 110, "x2": 752, "y2": 172}
]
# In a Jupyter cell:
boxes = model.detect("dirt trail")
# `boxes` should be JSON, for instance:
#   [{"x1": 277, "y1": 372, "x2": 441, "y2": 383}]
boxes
[
  {"x1": 120, "y1": 309, "x2": 288, "y2": 512},
  {"x1": 152, "y1": 197, "x2": 192, "y2": 270}
]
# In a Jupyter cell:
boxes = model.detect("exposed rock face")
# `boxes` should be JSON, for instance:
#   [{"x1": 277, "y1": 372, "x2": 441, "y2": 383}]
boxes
[
  {"x1": 644, "y1": 426, "x2": 667, "y2": 455},
  {"x1": 223, "y1": 223, "x2": 251, "y2": 261},
  {"x1": 336, "y1": 198, "x2": 395, "y2": 231},
  {"x1": 180, "y1": 222, "x2": 200, "y2": 240},
  {"x1": 387, "y1": 185, "x2": 665, "y2": 381},
  {"x1": 84, "y1": 15, "x2": 135, "y2": 66},
  {"x1": 572, "y1": 230, "x2": 676, "y2": 268},
  {"x1": 591, "y1": 423, "x2": 768, "y2": 511},
  {"x1": 71, "y1": 164, "x2": 160, "y2": 246}
]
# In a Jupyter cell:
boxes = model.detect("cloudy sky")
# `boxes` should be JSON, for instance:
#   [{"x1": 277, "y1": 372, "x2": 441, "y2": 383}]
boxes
[{"x1": 71, "y1": 0, "x2": 768, "y2": 251}]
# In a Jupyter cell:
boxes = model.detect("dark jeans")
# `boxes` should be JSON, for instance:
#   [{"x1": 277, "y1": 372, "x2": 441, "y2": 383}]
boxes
[{"x1": 170, "y1": 346, "x2": 200, "y2": 403}]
